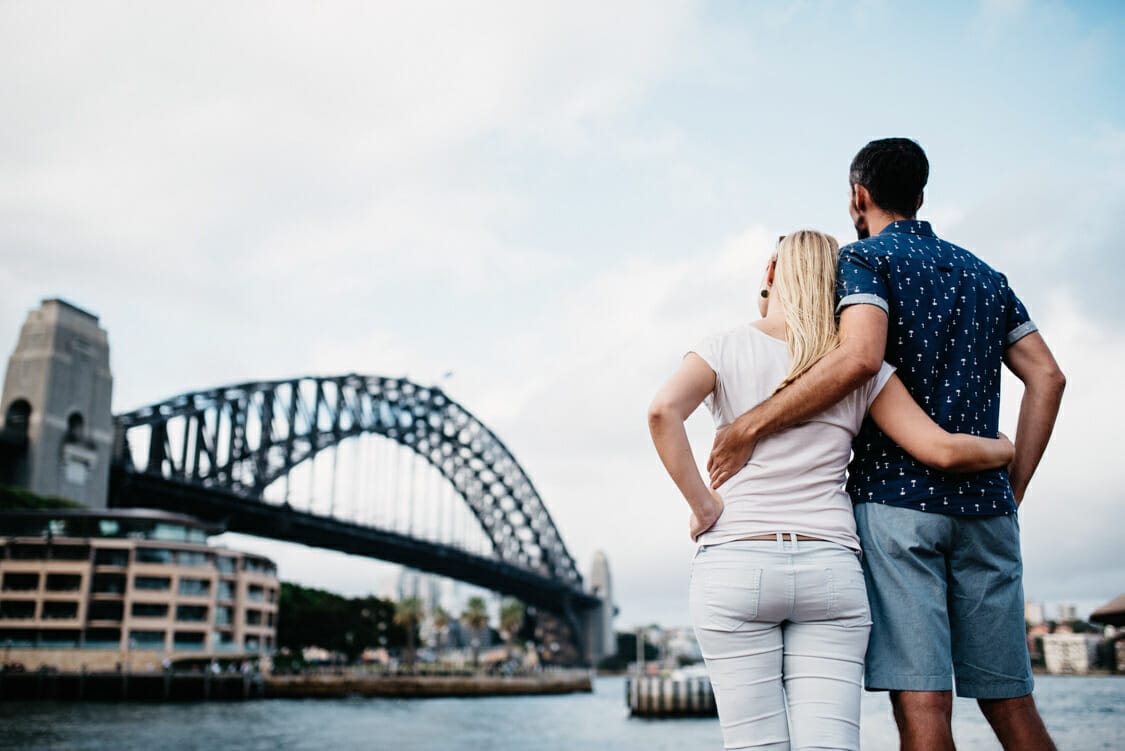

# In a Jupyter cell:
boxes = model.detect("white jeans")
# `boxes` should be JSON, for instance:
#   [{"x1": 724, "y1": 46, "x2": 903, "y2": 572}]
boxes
[{"x1": 690, "y1": 536, "x2": 872, "y2": 751}]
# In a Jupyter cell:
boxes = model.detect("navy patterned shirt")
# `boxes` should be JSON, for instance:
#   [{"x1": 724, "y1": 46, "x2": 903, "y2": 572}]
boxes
[{"x1": 837, "y1": 220, "x2": 1037, "y2": 516}]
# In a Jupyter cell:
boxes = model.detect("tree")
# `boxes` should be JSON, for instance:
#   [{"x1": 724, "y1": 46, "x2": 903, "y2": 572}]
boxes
[
  {"x1": 394, "y1": 596, "x2": 424, "y2": 667},
  {"x1": 277, "y1": 583, "x2": 403, "y2": 662},
  {"x1": 431, "y1": 606, "x2": 451, "y2": 653},
  {"x1": 499, "y1": 598, "x2": 525, "y2": 657},
  {"x1": 461, "y1": 596, "x2": 489, "y2": 667}
]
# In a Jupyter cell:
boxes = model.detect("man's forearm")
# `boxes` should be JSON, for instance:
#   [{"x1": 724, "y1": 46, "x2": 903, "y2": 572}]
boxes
[
  {"x1": 707, "y1": 304, "x2": 888, "y2": 488},
  {"x1": 731, "y1": 344, "x2": 879, "y2": 444},
  {"x1": 1009, "y1": 373, "x2": 1066, "y2": 503}
]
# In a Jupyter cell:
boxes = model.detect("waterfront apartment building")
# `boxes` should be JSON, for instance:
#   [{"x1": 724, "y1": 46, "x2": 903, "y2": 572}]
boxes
[{"x1": 0, "y1": 509, "x2": 278, "y2": 670}]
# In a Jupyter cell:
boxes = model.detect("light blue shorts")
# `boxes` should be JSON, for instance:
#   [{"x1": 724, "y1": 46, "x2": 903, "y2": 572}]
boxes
[{"x1": 854, "y1": 502, "x2": 1034, "y2": 699}]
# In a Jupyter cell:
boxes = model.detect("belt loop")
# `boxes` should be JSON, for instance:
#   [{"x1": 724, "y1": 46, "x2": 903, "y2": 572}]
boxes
[
  {"x1": 789, "y1": 532, "x2": 799, "y2": 552},
  {"x1": 775, "y1": 531, "x2": 783, "y2": 552}
]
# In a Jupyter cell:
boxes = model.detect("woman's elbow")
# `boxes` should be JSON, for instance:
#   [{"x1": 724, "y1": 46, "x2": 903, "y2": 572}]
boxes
[
  {"x1": 921, "y1": 437, "x2": 961, "y2": 472},
  {"x1": 647, "y1": 400, "x2": 678, "y2": 431}
]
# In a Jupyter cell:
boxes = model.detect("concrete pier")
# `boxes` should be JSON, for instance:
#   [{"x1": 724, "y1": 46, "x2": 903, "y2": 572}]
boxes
[
  {"x1": 265, "y1": 671, "x2": 593, "y2": 699},
  {"x1": 626, "y1": 675, "x2": 716, "y2": 717}
]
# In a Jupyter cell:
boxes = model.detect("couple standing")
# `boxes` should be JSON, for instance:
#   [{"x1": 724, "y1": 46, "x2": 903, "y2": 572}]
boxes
[{"x1": 649, "y1": 138, "x2": 1065, "y2": 750}]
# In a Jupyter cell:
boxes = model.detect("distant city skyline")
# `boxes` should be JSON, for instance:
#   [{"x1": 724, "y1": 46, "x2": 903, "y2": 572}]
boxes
[{"x1": 2, "y1": 1, "x2": 1124, "y2": 627}]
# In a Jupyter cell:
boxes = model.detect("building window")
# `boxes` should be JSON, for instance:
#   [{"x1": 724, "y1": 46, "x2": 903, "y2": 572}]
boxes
[
  {"x1": 176, "y1": 605, "x2": 209, "y2": 623},
  {"x1": 245, "y1": 609, "x2": 262, "y2": 626},
  {"x1": 0, "y1": 628, "x2": 36, "y2": 647},
  {"x1": 0, "y1": 600, "x2": 36, "y2": 619},
  {"x1": 214, "y1": 606, "x2": 232, "y2": 626},
  {"x1": 97, "y1": 519, "x2": 121, "y2": 537},
  {"x1": 244, "y1": 636, "x2": 260, "y2": 651},
  {"x1": 40, "y1": 629, "x2": 80, "y2": 647},
  {"x1": 267, "y1": 612, "x2": 276, "y2": 628},
  {"x1": 242, "y1": 558, "x2": 274, "y2": 575},
  {"x1": 129, "y1": 630, "x2": 165, "y2": 648},
  {"x1": 133, "y1": 576, "x2": 171, "y2": 591},
  {"x1": 45, "y1": 574, "x2": 82, "y2": 592},
  {"x1": 178, "y1": 578, "x2": 210, "y2": 596},
  {"x1": 175, "y1": 551, "x2": 210, "y2": 567},
  {"x1": 9, "y1": 544, "x2": 47, "y2": 560},
  {"x1": 173, "y1": 631, "x2": 206, "y2": 651},
  {"x1": 216, "y1": 581, "x2": 234, "y2": 601},
  {"x1": 94, "y1": 548, "x2": 130, "y2": 567},
  {"x1": 247, "y1": 585, "x2": 265, "y2": 601},
  {"x1": 49, "y1": 545, "x2": 90, "y2": 561},
  {"x1": 135, "y1": 548, "x2": 174, "y2": 564},
  {"x1": 131, "y1": 602, "x2": 169, "y2": 618},
  {"x1": 92, "y1": 573, "x2": 127, "y2": 594},
  {"x1": 213, "y1": 630, "x2": 237, "y2": 652},
  {"x1": 1, "y1": 573, "x2": 39, "y2": 591},
  {"x1": 85, "y1": 628, "x2": 121, "y2": 649},
  {"x1": 88, "y1": 601, "x2": 123, "y2": 621},
  {"x1": 216, "y1": 557, "x2": 236, "y2": 575},
  {"x1": 41, "y1": 601, "x2": 78, "y2": 620},
  {"x1": 151, "y1": 523, "x2": 188, "y2": 542}
]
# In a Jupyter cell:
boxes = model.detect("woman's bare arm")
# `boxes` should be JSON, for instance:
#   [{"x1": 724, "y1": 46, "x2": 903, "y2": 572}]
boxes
[
  {"x1": 648, "y1": 353, "x2": 725, "y2": 540},
  {"x1": 869, "y1": 375, "x2": 1014, "y2": 472}
]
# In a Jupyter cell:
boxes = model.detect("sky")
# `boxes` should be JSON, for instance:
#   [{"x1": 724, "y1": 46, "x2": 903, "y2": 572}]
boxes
[{"x1": 2, "y1": 0, "x2": 1123, "y2": 628}]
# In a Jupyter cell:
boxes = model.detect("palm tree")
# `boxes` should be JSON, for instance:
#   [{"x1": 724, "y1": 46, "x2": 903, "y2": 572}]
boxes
[
  {"x1": 499, "y1": 598, "x2": 525, "y2": 659},
  {"x1": 461, "y1": 596, "x2": 489, "y2": 668},
  {"x1": 394, "y1": 596, "x2": 424, "y2": 668},
  {"x1": 431, "y1": 606, "x2": 451, "y2": 655}
]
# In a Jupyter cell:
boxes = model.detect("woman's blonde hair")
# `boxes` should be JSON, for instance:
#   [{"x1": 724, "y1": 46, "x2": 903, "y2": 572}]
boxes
[{"x1": 771, "y1": 229, "x2": 841, "y2": 394}]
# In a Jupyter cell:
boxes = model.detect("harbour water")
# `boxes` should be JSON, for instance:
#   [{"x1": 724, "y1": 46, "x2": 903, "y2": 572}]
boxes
[{"x1": 0, "y1": 674, "x2": 1121, "y2": 750}]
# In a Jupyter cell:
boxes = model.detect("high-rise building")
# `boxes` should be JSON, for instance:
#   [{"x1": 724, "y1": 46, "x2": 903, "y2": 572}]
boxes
[{"x1": 1025, "y1": 601, "x2": 1045, "y2": 625}]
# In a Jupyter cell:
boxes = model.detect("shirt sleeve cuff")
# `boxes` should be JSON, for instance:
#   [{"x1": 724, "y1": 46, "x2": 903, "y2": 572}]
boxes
[
  {"x1": 836, "y1": 293, "x2": 889, "y2": 314},
  {"x1": 1006, "y1": 320, "x2": 1038, "y2": 346}
]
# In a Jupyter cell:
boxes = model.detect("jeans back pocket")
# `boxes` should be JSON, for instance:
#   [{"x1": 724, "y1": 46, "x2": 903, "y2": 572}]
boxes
[{"x1": 691, "y1": 563, "x2": 763, "y2": 632}]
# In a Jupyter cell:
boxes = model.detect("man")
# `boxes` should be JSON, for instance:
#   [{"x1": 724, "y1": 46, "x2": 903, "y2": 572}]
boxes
[{"x1": 707, "y1": 138, "x2": 1064, "y2": 751}]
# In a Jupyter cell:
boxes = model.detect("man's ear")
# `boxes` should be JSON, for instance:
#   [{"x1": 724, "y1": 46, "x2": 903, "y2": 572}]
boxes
[{"x1": 853, "y1": 184, "x2": 871, "y2": 212}]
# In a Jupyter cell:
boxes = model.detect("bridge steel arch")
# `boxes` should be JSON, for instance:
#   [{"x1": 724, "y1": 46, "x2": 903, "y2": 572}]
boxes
[{"x1": 110, "y1": 374, "x2": 589, "y2": 611}]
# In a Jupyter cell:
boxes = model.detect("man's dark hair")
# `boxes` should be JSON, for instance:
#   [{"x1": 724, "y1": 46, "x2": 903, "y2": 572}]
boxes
[{"x1": 849, "y1": 138, "x2": 929, "y2": 218}]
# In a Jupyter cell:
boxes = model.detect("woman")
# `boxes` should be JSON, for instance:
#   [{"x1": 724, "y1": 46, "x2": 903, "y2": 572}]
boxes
[{"x1": 648, "y1": 230, "x2": 1013, "y2": 751}]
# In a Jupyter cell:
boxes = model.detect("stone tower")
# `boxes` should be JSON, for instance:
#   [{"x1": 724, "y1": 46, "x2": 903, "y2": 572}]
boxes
[
  {"x1": 0, "y1": 299, "x2": 113, "y2": 507},
  {"x1": 584, "y1": 550, "x2": 616, "y2": 663}
]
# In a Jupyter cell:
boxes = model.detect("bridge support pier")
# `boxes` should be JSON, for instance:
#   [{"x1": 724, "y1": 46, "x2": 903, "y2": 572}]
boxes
[{"x1": 1, "y1": 299, "x2": 113, "y2": 507}]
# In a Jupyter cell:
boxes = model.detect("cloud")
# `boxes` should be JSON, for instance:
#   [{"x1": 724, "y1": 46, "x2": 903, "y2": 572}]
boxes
[
  {"x1": 1000, "y1": 293, "x2": 1125, "y2": 606},
  {"x1": 0, "y1": 0, "x2": 702, "y2": 410},
  {"x1": 1, "y1": 1, "x2": 1122, "y2": 632}
]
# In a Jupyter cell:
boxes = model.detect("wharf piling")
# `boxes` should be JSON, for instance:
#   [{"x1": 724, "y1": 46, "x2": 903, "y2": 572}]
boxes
[
  {"x1": 626, "y1": 675, "x2": 716, "y2": 717},
  {"x1": 0, "y1": 670, "x2": 263, "y2": 702}
]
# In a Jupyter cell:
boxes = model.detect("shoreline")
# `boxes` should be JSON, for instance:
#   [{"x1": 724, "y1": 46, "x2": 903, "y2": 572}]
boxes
[{"x1": 0, "y1": 670, "x2": 593, "y2": 702}]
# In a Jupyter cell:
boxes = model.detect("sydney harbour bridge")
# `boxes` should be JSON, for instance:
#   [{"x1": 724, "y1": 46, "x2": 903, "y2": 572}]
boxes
[{"x1": 0, "y1": 300, "x2": 613, "y2": 660}]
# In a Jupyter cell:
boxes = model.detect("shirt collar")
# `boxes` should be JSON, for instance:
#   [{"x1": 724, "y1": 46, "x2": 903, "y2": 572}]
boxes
[{"x1": 878, "y1": 219, "x2": 935, "y2": 238}]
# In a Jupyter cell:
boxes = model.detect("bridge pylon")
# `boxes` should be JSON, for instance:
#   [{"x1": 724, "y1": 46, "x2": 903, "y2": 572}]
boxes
[
  {"x1": 0, "y1": 299, "x2": 113, "y2": 507},
  {"x1": 581, "y1": 550, "x2": 616, "y2": 664}
]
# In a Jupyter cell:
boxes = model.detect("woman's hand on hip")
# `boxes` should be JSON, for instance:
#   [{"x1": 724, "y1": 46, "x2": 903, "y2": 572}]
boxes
[{"x1": 690, "y1": 488, "x2": 724, "y2": 542}]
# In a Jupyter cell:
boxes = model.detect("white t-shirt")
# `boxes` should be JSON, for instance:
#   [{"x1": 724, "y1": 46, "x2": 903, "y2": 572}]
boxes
[{"x1": 691, "y1": 323, "x2": 895, "y2": 550}]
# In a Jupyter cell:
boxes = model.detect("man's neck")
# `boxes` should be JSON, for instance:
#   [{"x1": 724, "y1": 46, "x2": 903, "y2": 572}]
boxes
[{"x1": 866, "y1": 211, "x2": 914, "y2": 237}]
